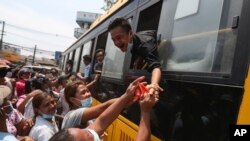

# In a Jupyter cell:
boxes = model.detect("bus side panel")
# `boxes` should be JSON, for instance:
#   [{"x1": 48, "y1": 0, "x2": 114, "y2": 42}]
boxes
[{"x1": 237, "y1": 68, "x2": 250, "y2": 124}]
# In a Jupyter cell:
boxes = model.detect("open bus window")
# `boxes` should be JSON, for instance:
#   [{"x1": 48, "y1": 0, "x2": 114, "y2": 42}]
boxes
[
  {"x1": 129, "y1": 1, "x2": 163, "y2": 70},
  {"x1": 136, "y1": 1, "x2": 162, "y2": 32},
  {"x1": 79, "y1": 41, "x2": 92, "y2": 73},
  {"x1": 93, "y1": 31, "x2": 108, "y2": 73},
  {"x1": 72, "y1": 47, "x2": 81, "y2": 72},
  {"x1": 102, "y1": 33, "x2": 126, "y2": 79},
  {"x1": 157, "y1": 0, "x2": 243, "y2": 73}
]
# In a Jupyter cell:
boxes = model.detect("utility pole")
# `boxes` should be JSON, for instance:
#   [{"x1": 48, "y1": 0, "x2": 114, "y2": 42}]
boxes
[
  {"x1": 32, "y1": 45, "x2": 37, "y2": 64},
  {"x1": 0, "y1": 21, "x2": 5, "y2": 51}
]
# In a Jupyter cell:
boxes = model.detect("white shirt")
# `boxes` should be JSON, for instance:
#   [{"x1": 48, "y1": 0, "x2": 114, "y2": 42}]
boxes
[
  {"x1": 24, "y1": 98, "x2": 34, "y2": 119},
  {"x1": 61, "y1": 108, "x2": 86, "y2": 129},
  {"x1": 29, "y1": 116, "x2": 59, "y2": 141},
  {"x1": 59, "y1": 88, "x2": 69, "y2": 116}
]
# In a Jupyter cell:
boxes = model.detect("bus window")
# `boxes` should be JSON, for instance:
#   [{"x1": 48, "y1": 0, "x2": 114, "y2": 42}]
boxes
[
  {"x1": 130, "y1": 1, "x2": 163, "y2": 70},
  {"x1": 102, "y1": 33, "x2": 126, "y2": 79},
  {"x1": 96, "y1": 31, "x2": 108, "y2": 51},
  {"x1": 73, "y1": 47, "x2": 81, "y2": 72},
  {"x1": 93, "y1": 31, "x2": 108, "y2": 73},
  {"x1": 136, "y1": 0, "x2": 163, "y2": 32},
  {"x1": 157, "y1": 0, "x2": 243, "y2": 73},
  {"x1": 79, "y1": 41, "x2": 92, "y2": 73},
  {"x1": 68, "y1": 51, "x2": 73, "y2": 60}
]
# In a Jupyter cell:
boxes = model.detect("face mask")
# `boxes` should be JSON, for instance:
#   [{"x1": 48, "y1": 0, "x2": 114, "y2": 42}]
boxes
[
  {"x1": 41, "y1": 113, "x2": 55, "y2": 119},
  {"x1": 80, "y1": 97, "x2": 92, "y2": 108},
  {"x1": 86, "y1": 129, "x2": 101, "y2": 141}
]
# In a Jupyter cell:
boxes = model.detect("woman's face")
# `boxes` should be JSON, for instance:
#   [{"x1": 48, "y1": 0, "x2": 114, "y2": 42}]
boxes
[
  {"x1": 37, "y1": 95, "x2": 57, "y2": 115},
  {"x1": 75, "y1": 85, "x2": 91, "y2": 100},
  {"x1": 21, "y1": 72, "x2": 30, "y2": 80}
]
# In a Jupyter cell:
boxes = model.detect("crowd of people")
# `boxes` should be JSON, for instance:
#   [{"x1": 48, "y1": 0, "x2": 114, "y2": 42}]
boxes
[{"x1": 0, "y1": 17, "x2": 163, "y2": 141}]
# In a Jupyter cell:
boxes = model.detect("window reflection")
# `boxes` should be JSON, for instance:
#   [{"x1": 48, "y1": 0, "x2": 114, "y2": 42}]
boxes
[
  {"x1": 158, "y1": 0, "x2": 242, "y2": 73},
  {"x1": 102, "y1": 33, "x2": 126, "y2": 79}
]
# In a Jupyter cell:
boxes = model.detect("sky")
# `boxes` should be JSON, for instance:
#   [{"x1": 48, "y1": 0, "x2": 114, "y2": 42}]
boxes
[{"x1": 0, "y1": 0, "x2": 105, "y2": 58}]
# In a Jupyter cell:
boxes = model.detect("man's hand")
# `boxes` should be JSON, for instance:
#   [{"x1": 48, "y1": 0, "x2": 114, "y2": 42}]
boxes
[{"x1": 146, "y1": 83, "x2": 163, "y2": 101}]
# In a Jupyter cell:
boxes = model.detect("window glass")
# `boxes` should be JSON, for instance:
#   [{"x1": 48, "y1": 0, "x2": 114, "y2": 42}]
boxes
[
  {"x1": 79, "y1": 41, "x2": 92, "y2": 73},
  {"x1": 69, "y1": 52, "x2": 73, "y2": 60},
  {"x1": 102, "y1": 33, "x2": 126, "y2": 79},
  {"x1": 73, "y1": 47, "x2": 81, "y2": 72},
  {"x1": 157, "y1": 0, "x2": 243, "y2": 73},
  {"x1": 175, "y1": 0, "x2": 200, "y2": 20}
]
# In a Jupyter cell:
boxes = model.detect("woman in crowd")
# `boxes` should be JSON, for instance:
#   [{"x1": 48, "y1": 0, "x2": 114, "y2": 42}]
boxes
[
  {"x1": 61, "y1": 81, "x2": 117, "y2": 129},
  {"x1": 29, "y1": 92, "x2": 58, "y2": 141}
]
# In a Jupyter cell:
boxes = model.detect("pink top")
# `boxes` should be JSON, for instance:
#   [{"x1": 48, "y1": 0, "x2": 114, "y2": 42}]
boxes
[
  {"x1": 6, "y1": 109, "x2": 23, "y2": 135},
  {"x1": 15, "y1": 79, "x2": 26, "y2": 97},
  {"x1": 16, "y1": 95, "x2": 27, "y2": 108}
]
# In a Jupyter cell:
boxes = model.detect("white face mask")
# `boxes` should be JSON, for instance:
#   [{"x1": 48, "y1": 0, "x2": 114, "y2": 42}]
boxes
[{"x1": 86, "y1": 129, "x2": 101, "y2": 141}]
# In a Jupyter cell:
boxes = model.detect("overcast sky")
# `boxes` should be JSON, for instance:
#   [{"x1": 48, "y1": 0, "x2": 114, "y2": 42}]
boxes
[{"x1": 0, "y1": 0, "x2": 104, "y2": 58}]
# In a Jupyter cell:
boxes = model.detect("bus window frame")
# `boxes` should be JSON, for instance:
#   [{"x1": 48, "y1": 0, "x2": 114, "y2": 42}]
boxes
[
  {"x1": 101, "y1": 8, "x2": 137, "y2": 83},
  {"x1": 124, "y1": 0, "x2": 163, "y2": 81}
]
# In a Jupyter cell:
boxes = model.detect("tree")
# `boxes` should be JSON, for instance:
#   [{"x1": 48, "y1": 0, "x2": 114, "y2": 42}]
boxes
[{"x1": 102, "y1": 0, "x2": 118, "y2": 11}]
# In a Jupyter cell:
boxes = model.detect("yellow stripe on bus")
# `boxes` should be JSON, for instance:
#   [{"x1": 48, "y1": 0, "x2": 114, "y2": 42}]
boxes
[{"x1": 237, "y1": 68, "x2": 250, "y2": 124}]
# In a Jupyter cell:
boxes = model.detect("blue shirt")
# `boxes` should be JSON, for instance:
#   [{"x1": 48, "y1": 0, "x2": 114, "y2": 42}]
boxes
[{"x1": 83, "y1": 64, "x2": 91, "y2": 79}]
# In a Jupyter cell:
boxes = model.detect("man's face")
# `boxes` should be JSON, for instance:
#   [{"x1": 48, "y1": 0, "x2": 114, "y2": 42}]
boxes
[
  {"x1": 83, "y1": 59, "x2": 87, "y2": 65},
  {"x1": 110, "y1": 26, "x2": 131, "y2": 52},
  {"x1": 96, "y1": 52, "x2": 104, "y2": 62}
]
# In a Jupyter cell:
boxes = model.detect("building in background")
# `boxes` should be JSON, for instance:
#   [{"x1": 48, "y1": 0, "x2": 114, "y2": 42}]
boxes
[
  {"x1": 0, "y1": 44, "x2": 21, "y2": 62},
  {"x1": 74, "y1": 11, "x2": 102, "y2": 38}
]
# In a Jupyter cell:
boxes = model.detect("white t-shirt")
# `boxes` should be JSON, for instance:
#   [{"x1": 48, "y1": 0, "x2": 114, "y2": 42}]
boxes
[
  {"x1": 0, "y1": 132, "x2": 18, "y2": 141},
  {"x1": 59, "y1": 88, "x2": 69, "y2": 116},
  {"x1": 61, "y1": 108, "x2": 86, "y2": 129},
  {"x1": 24, "y1": 98, "x2": 34, "y2": 119},
  {"x1": 29, "y1": 116, "x2": 59, "y2": 141}
]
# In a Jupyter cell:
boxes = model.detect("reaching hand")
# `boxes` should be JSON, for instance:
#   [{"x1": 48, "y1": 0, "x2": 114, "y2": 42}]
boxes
[
  {"x1": 146, "y1": 83, "x2": 163, "y2": 102},
  {"x1": 139, "y1": 92, "x2": 157, "y2": 113},
  {"x1": 126, "y1": 76, "x2": 145, "y2": 96},
  {"x1": 28, "y1": 90, "x2": 43, "y2": 98}
]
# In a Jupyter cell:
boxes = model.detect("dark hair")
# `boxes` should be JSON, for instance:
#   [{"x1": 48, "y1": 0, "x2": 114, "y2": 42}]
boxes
[
  {"x1": 18, "y1": 68, "x2": 31, "y2": 79},
  {"x1": 0, "y1": 67, "x2": 8, "y2": 78},
  {"x1": 32, "y1": 76, "x2": 49, "y2": 90},
  {"x1": 64, "y1": 81, "x2": 85, "y2": 108},
  {"x1": 66, "y1": 60, "x2": 73, "y2": 65},
  {"x1": 95, "y1": 49, "x2": 105, "y2": 56},
  {"x1": 49, "y1": 129, "x2": 74, "y2": 141},
  {"x1": 50, "y1": 68, "x2": 58, "y2": 74},
  {"x1": 25, "y1": 79, "x2": 32, "y2": 94},
  {"x1": 83, "y1": 55, "x2": 92, "y2": 62},
  {"x1": 108, "y1": 17, "x2": 132, "y2": 32},
  {"x1": 32, "y1": 92, "x2": 50, "y2": 117},
  {"x1": 57, "y1": 75, "x2": 68, "y2": 85}
]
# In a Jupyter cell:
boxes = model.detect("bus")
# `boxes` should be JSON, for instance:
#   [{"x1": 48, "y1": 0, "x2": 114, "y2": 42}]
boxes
[{"x1": 62, "y1": 0, "x2": 250, "y2": 140}]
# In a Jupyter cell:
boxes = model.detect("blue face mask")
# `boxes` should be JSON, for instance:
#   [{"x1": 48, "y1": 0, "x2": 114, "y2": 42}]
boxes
[
  {"x1": 41, "y1": 113, "x2": 55, "y2": 119},
  {"x1": 80, "y1": 97, "x2": 92, "y2": 107}
]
